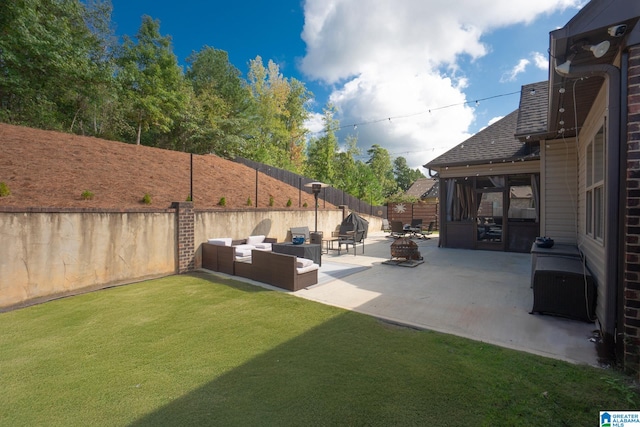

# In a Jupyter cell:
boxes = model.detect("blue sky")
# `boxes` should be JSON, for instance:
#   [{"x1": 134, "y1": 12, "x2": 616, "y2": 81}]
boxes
[{"x1": 109, "y1": 0, "x2": 586, "y2": 169}]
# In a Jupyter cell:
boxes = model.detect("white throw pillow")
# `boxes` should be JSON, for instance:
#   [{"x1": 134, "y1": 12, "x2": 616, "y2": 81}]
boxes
[
  {"x1": 246, "y1": 235, "x2": 266, "y2": 245},
  {"x1": 208, "y1": 238, "x2": 232, "y2": 246}
]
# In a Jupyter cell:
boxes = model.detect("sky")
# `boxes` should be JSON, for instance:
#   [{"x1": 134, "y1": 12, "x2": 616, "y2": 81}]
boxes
[{"x1": 109, "y1": 0, "x2": 587, "y2": 171}]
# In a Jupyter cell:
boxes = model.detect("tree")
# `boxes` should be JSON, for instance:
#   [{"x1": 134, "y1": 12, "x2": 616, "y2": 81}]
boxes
[
  {"x1": 394, "y1": 156, "x2": 425, "y2": 191},
  {"x1": 73, "y1": 0, "x2": 122, "y2": 139},
  {"x1": 184, "y1": 46, "x2": 252, "y2": 156},
  {"x1": 246, "y1": 57, "x2": 289, "y2": 164},
  {"x1": 333, "y1": 134, "x2": 361, "y2": 195},
  {"x1": 355, "y1": 161, "x2": 385, "y2": 205},
  {"x1": 306, "y1": 104, "x2": 339, "y2": 183},
  {"x1": 246, "y1": 57, "x2": 312, "y2": 170},
  {"x1": 366, "y1": 144, "x2": 397, "y2": 197},
  {"x1": 0, "y1": 0, "x2": 114, "y2": 131},
  {"x1": 117, "y1": 15, "x2": 186, "y2": 145},
  {"x1": 283, "y1": 78, "x2": 312, "y2": 173}
]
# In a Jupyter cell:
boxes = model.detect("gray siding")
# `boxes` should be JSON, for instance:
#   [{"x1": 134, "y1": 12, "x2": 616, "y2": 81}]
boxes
[
  {"x1": 576, "y1": 87, "x2": 607, "y2": 331},
  {"x1": 541, "y1": 137, "x2": 578, "y2": 244}
]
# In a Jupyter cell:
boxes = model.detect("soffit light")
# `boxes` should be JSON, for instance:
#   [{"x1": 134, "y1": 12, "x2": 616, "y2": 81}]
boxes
[
  {"x1": 555, "y1": 38, "x2": 611, "y2": 75},
  {"x1": 585, "y1": 40, "x2": 610, "y2": 58}
]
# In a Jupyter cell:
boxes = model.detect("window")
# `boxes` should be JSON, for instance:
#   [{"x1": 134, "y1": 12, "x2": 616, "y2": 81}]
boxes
[
  {"x1": 586, "y1": 124, "x2": 605, "y2": 240},
  {"x1": 507, "y1": 174, "x2": 539, "y2": 223}
]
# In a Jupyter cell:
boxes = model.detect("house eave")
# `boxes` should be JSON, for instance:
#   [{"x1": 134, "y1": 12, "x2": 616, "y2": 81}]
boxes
[
  {"x1": 426, "y1": 155, "x2": 540, "y2": 171},
  {"x1": 548, "y1": 1, "x2": 640, "y2": 137}
]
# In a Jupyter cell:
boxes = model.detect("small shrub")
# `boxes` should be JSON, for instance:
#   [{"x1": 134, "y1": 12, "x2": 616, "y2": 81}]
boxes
[
  {"x1": 218, "y1": 197, "x2": 226, "y2": 207},
  {"x1": 142, "y1": 193, "x2": 152, "y2": 205},
  {"x1": 269, "y1": 195, "x2": 275, "y2": 207},
  {"x1": 286, "y1": 198, "x2": 292, "y2": 207},
  {"x1": 186, "y1": 194, "x2": 192, "y2": 202},
  {"x1": 0, "y1": 182, "x2": 10, "y2": 197},
  {"x1": 246, "y1": 197, "x2": 252, "y2": 206},
  {"x1": 303, "y1": 202, "x2": 308, "y2": 208},
  {"x1": 81, "y1": 190, "x2": 94, "y2": 200}
]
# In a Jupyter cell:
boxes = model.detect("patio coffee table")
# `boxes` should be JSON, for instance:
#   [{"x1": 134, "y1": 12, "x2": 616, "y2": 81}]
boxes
[
  {"x1": 272, "y1": 242, "x2": 322, "y2": 266},
  {"x1": 323, "y1": 237, "x2": 341, "y2": 254}
]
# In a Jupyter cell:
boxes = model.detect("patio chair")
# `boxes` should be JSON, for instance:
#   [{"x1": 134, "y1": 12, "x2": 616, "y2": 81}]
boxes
[
  {"x1": 390, "y1": 220, "x2": 406, "y2": 238},
  {"x1": 382, "y1": 219, "x2": 391, "y2": 233},
  {"x1": 338, "y1": 229, "x2": 365, "y2": 255},
  {"x1": 409, "y1": 219, "x2": 423, "y2": 238},
  {"x1": 424, "y1": 221, "x2": 434, "y2": 237}
]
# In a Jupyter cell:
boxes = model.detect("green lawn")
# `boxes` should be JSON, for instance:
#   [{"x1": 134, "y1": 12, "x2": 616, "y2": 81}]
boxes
[{"x1": 0, "y1": 273, "x2": 637, "y2": 426}]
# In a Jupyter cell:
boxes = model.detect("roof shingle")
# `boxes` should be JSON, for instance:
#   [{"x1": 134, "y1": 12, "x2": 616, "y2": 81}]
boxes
[{"x1": 425, "y1": 110, "x2": 539, "y2": 168}]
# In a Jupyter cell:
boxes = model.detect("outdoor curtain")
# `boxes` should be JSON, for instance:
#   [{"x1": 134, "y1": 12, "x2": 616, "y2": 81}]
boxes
[
  {"x1": 445, "y1": 179, "x2": 474, "y2": 222},
  {"x1": 531, "y1": 174, "x2": 540, "y2": 223}
]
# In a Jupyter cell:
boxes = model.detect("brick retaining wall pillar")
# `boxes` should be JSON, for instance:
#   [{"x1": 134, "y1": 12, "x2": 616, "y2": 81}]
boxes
[
  {"x1": 173, "y1": 201, "x2": 195, "y2": 273},
  {"x1": 624, "y1": 44, "x2": 640, "y2": 377}
]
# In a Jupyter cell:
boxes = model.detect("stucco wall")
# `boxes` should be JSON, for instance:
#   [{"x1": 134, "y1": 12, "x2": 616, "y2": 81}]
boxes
[
  {"x1": 194, "y1": 208, "x2": 362, "y2": 267},
  {"x1": 195, "y1": 209, "x2": 344, "y2": 244},
  {"x1": 0, "y1": 210, "x2": 177, "y2": 309},
  {"x1": 1, "y1": 207, "x2": 381, "y2": 310}
]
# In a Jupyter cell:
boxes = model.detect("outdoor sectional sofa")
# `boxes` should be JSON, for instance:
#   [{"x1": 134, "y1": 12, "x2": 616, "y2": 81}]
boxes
[
  {"x1": 236, "y1": 250, "x2": 319, "y2": 292},
  {"x1": 201, "y1": 236, "x2": 319, "y2": 291},
  {"x1": 202, "y1": 236, "x2": 276, "y2": 275}
]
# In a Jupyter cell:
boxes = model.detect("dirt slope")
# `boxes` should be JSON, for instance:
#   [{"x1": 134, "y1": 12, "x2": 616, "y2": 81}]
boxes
[{"x1": 0, "y1": 123, "x2": 322, "y2": 210}]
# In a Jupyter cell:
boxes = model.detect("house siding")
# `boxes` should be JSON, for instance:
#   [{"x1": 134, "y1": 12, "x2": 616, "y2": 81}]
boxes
[
  {"x1": 541, "y1": 137, "x2": 578, "y2": 244},
  {"x1": 624, "y1": 44, "x2": 640, "y2": 376},
  {"x1": 576, "y1": 85, "x2": 608, "y2": 334}
]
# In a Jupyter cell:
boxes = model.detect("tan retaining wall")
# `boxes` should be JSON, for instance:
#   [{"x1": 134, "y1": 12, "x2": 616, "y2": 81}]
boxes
[
  {"x1": 0, "y1": 209, "x2": 177, "y2": 309},
  {"x1": 1, "y1": 206, "x2": 381, "y2": 310}
]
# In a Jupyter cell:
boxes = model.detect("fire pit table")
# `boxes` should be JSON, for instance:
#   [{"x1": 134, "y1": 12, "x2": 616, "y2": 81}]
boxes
[{"x1": 390, "y1": 237, "x2": 421, "y2": 261}]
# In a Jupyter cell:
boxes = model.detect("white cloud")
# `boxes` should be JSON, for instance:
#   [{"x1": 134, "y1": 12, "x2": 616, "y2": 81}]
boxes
[
  {"x1": 304, "y1": 112, "x2": 325, "y2": 135},
  {"x1": 487, "y1": 116, "x2": 504, "y2": 126},
  {"x1": 532, "y1": 51, "x2": 549, "y2": 70},
  {"x1": 300, "y1": 0, "x2": 582, "y2": 168},
  {"x1": 501, "y1": 58, "x2": 530, "y2": 82}
]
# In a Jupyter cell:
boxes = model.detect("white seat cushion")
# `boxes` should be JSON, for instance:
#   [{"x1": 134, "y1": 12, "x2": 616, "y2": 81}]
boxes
[
  {"x1": 296, "y1": 258, "x2": 314, "y2": 268},
  {"x1": 254, "y1": 243, "x2": 272, "y2": 251},
  {"x1": 233, "y1": 244, "x2": 255, "y2": 257},
  {"x1": 208, "y1": 238, "x2": 232, "y2": 246},
  {"x1": 246, "y1": 235, "x2": 266, "y2": 245},
  {"x1": 297, "y1": 264, "x2": 319, "y2": 274}
]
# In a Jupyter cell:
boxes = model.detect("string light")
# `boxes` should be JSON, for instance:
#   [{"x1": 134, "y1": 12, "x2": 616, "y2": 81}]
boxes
[
  {"x1": 320, "y1": 89, "x2": 522, "y2": 133},
  {"x1": 310, "y1": 80, "x2": 573, "y2": 136}
]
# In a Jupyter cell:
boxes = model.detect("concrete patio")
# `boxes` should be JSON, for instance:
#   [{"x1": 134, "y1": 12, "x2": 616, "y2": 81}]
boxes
[{"x1": 294, "y1": 231, "x2": 602, "y2": 367}]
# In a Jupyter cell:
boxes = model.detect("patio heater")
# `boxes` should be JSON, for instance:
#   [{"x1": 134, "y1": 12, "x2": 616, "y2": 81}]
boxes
[{"x1": 304, "y1": 181, "x2": 329, "y2": 242}]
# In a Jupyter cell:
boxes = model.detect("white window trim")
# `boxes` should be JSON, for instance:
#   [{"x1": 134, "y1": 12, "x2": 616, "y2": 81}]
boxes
[{"x1": 585, "y1": 122, "x2": 605, "y2": 243}]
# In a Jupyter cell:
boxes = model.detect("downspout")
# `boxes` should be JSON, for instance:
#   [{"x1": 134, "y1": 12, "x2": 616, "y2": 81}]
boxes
[{"x1": 555, "y1": 61, "x2": 621, "y2": 346}]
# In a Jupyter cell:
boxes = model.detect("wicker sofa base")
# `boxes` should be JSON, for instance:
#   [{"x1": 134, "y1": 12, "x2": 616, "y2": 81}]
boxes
[
  {"x1": 202, "y1": 243, "x2": 318, "y2": 291},
  {"x1": 202, "y1": 238, "x2": 276, "y2": 276},
  {"x1": 250, "y1": 250, "x2": 318, "y2": 291},
  {"x1": 202, "y1": 243, "x2": 236, "y2": 275}
]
